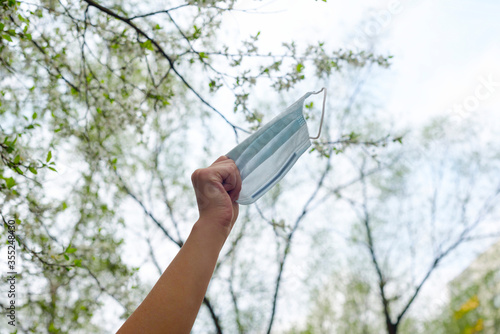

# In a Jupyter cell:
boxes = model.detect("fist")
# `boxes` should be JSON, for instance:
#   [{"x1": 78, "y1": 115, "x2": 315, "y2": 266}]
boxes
[{"x1": 191, "y1": 156, "x2": 242, "y2": 230}]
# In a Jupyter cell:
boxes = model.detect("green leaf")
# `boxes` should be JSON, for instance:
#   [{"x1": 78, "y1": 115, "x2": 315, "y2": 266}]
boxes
[
  {"x1": 5, "y1": 177, "x2": 16, "y2": 189},
  {"x1": 48, "y1": 323, "x2": 57, "y2": 332},
  {"x1": 103, "y1": 93, "x2": 114, "y2": 103},
  {"x1": 2, "y1": 34, "x2": 13, "y2": 42},
  {"x1": 66, "y1": 247, "x2": 77, "y2": 254},
  {"x1": 140, "y1": 39, "x2": 154, "y2": 51},
  {"x1": 191, "y1": 25, "x2": 202, "y2": 39},
  {"x1": 14, "y1": 155, "x2": 20, "y2": 164},
  {"x1": 74, "y1": 259, "x2": 82, "y2": 267},
  {"x1": 32, "y1": 112, "x2": 37, "y2": 120},
  {"x1": 29, "y1": 166, "x2": 38, "y2": 174},
  {"x1": 13, "y1": 166, "x2": 23, "y2": 175},
  {"x1": 296, "y1": 63, "x2": 305, "y2": 73},
  {"x1": 46, "y1": 150, "x2": 52, "y2": 163},
  {"x1": 64, "y1": 254, "x2": 69, "y2": 261}
]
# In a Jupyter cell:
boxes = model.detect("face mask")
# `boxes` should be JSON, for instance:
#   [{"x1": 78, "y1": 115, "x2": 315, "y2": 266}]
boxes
[{"x1": 226, "y1": 88, "x2": 327, "y2": 205}]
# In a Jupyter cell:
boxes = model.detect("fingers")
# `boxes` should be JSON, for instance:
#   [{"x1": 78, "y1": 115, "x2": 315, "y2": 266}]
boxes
[
  {"x1": 228, "y1": 164, "x2": 242, "y2": 202},
  {"x1": 222, "y1": 170, "x2": 237, "y2": 192},
  {"x1": 213, "y1": 155, "x2": 229, "y2": 164},
  {"x1": 192, "y1": 157, "x2": 241, "y2": 202},
  {"x1": 211, "y1": 158, "x2": 241, "y2": 202}
]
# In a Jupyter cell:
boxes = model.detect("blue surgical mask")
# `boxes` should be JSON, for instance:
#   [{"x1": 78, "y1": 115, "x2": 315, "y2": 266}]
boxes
[{"x1": 227, "y1": 88, "x2": 327, "y2": 205}]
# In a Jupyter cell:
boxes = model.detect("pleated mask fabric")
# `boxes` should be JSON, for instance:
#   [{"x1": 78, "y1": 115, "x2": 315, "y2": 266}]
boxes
[{"x1": 226, "y1": 88, "x2": 327, "y2": 205}]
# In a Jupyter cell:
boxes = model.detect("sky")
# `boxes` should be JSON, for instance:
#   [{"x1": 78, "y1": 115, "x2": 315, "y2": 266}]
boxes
[{"x1": 225, "y1": 0, "x2": 500, "y2": 127}]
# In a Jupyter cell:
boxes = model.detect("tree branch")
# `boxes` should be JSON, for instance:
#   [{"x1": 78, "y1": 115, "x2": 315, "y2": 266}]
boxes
[
  {"x1": 128, "y1": 4, "x2": 190, "y2": 20},
  {"x1": 82, "y1": 0, "x2": 248, "y2": 137},
  {"x1": 266, "y1": 152, "x2": 332, "y2": 334},
  {"x1": 394, "y1": 182, "x2": 500, "y2": 326},
  {"x1": 203, "y1": 296, "x2": 223, "y2": 334},
  {"x1": 358, "y1": 160, "x2": 395, "y2": 333},
  {"x1": 113, "y1": 169, "x2": 183, "y2": 248}
]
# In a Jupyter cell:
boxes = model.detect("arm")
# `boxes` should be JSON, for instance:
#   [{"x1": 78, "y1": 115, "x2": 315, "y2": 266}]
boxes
[{"x1": 117, "y1": 156, "x2": 241, "y2": 334}]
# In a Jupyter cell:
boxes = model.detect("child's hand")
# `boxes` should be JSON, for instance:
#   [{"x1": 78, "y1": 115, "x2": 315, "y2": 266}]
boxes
[{"x1": 191, "y1": 156, "x2": 241, "y2": 231}]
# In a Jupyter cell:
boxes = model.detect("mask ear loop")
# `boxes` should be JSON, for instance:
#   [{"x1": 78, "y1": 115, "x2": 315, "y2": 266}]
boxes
[{"x1": 309, "y1": 87, "x2": 327, "y2": 140}]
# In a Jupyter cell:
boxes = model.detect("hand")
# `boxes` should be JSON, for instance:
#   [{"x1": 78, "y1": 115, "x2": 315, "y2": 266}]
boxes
[{"x1": 191, "y1": 156, "x2": 242, "y2": 232}]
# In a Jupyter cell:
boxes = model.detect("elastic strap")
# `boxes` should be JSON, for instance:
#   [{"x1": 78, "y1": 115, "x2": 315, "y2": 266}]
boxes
[{"x1": 309, "y1": 87, "x2": 327, "y2": 140}]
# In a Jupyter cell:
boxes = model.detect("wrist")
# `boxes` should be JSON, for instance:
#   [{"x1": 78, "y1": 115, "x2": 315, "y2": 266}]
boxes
[
  {"x1": 192, "y1": 217, "x2": 231, "y2": 246},
  {"x1": 198, "y1": 207, "x2": 234, "y2": 228}
]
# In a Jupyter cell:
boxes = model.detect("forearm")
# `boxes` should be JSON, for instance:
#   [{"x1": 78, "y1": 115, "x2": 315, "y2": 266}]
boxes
[{"x1": 117, "y1": 218, "x2": 228, "y2": 334}]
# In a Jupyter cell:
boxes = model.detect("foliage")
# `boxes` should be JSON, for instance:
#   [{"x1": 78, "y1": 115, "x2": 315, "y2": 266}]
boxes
[{"x1": 423, "y1": 250, "x2": 500, "y2": 334}]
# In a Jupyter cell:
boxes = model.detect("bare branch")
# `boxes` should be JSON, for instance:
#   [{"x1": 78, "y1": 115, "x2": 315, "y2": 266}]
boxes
[
  {"x1": 113, "y1": 169, "x2": 183, "y2": 248},
  {"x1": 357, "y1": 159, "x2": 396, "y2": 333},
  {"x1": 266, "y1": 152, "x2": 332, "y2": 334},
  {"x1": 394, "y1": 182, "x2": 500, "y2": 326},
  {"x1": 146, "y1": 237, "x2": 163, "y2": 276},
  {"x1": 203, "y1": 296, "x2": 223, "y2": 334},
  {"x1": 128, "y1": 4, "x2": 190, "y2": 20}
]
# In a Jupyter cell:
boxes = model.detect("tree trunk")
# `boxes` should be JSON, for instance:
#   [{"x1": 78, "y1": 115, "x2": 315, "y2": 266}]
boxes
[{"x1": 387, "y1": 322, "x2": 398, "y2": 334}]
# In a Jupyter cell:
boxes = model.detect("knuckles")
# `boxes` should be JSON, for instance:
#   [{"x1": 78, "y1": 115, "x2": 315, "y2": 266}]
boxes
[
  {"x1": 191, "y1": 160, "x2": 240, "y2": 186},
  {"x1": 191, "y1": 169, "x2": 201, "y2": 183},
  {"x1": 191, "y1": 168, "x2": 209, "y2": 183},
  {"x1": 227, "y1": 161, "x2": 240, "y2": 176}
]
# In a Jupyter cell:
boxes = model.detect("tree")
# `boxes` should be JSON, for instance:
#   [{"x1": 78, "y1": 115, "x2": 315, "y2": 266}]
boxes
[
  {"x1": 285, "y1": 115, "x2": 500, "y2": 334},
  {"x1": 1, "y1": 0, "x2": 393, "y2": 333}
]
